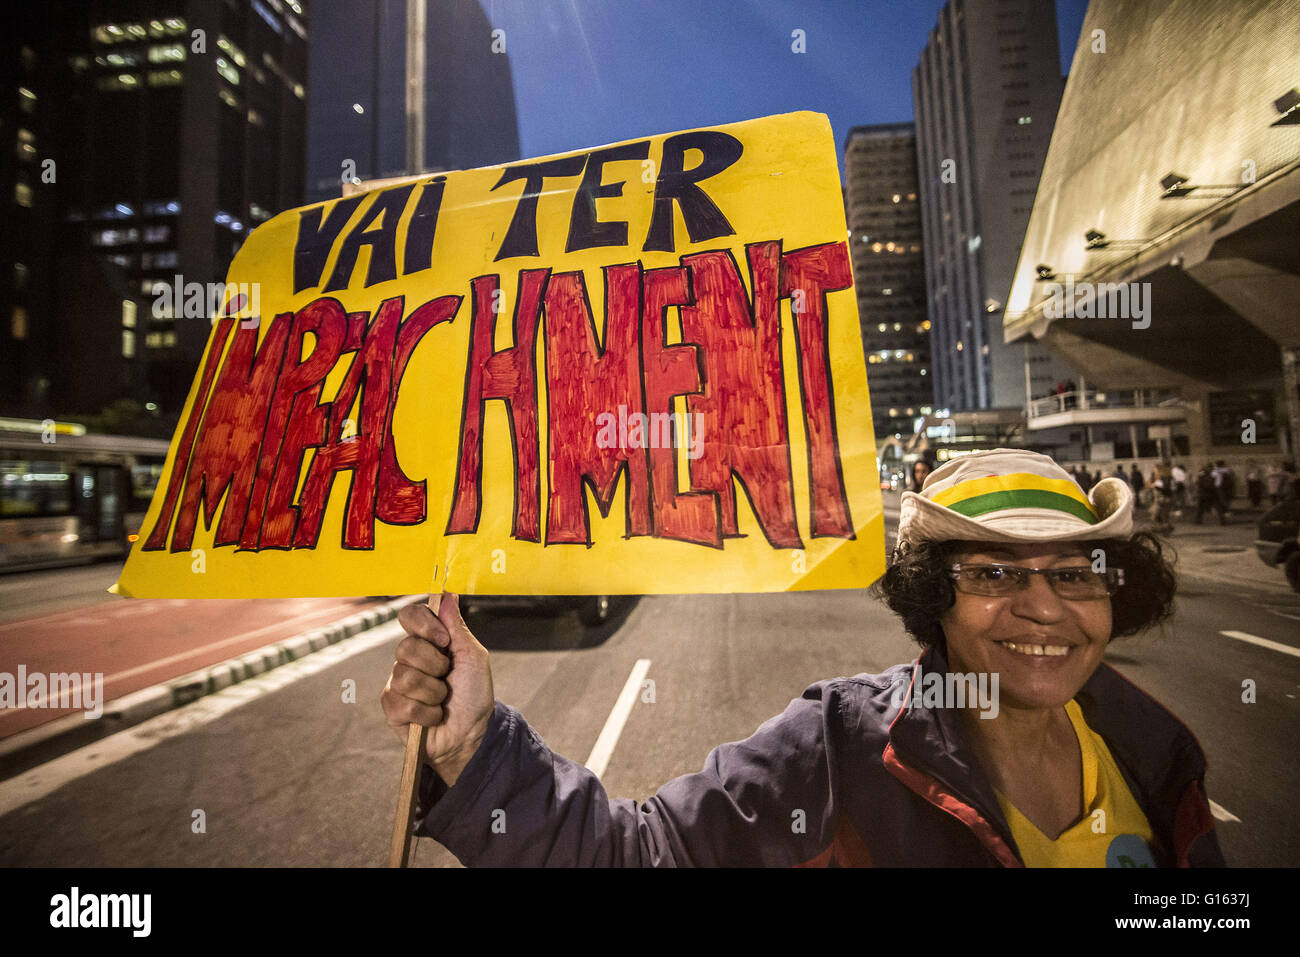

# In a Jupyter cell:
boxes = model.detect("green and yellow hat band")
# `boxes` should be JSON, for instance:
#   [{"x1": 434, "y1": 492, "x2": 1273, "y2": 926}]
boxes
[{"x1": 929, "y1": 473, "x2": 1099, "y2": 525}]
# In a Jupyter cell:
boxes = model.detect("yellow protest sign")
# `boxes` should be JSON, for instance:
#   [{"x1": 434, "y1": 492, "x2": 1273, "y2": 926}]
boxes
[{"x1": 113, "y1": 111, "x2": 883, "y2": 598}]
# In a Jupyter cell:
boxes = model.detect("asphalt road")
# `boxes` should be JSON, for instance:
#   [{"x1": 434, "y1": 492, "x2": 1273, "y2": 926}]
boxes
[{"x1": 0, "y1": 568, "x2": 1296, "y2": 866}]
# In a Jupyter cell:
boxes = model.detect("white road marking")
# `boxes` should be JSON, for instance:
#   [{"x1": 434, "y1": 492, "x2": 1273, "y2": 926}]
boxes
[
  {"x1": 1220, "y1": 630, "x2": 1300, "y2": 659},
  {"x1": 584, "y1": 659, "x2": 651, "y2": 780},
  {"x1": 10, "y1": 602, "x2": 371, "y2": 711},
  {"x1": 1209, "y1": 800, "x2": 1241, "y2": 824},
  {"x1": 0, "y1": 619, "x2": 405, "y2": 818}
]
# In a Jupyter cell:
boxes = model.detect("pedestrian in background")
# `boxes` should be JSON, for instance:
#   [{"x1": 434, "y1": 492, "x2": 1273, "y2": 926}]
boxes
[
  {"x1": 1246, "y1": 466, "x2": 1262, "y2": 509},
  {"x1": 1266, "y1": 462, "x2": 1285, "y2": 505},
  {"x1": 1212, "y1": 461, "x2": 1234, "y2": 516},
  {"x1": 1171, "y1": 463, "x2": 1188, "y2": 509},
  {"x1": 1129, "y1": 463, "x2": 1145, "y2": 495},
  {"x1": 1196, "y1": 464, "x2": 1224, "y2": 525},
  {"x1": 909, "y1": 459, "x2": 932, "y2": 492},
  {"x1": 1150, "y1": 464, "x2": 1173, "y2": 532}
]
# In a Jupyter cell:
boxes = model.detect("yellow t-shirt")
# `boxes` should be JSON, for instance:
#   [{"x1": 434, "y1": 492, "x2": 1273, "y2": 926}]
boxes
[{"x1": 995, "y1": 700, "x2": 1159, "y2": 867}]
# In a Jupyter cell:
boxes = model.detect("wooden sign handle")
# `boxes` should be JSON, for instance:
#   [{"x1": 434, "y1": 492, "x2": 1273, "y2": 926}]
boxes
[{"x1": 388, "y1": 591, "x2": 441, "y2": 868}]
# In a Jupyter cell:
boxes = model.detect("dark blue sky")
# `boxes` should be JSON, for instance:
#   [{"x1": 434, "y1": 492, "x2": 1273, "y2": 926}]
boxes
[{"x1": 476, "y1": 0, "x2": 1091, "y2": 159}]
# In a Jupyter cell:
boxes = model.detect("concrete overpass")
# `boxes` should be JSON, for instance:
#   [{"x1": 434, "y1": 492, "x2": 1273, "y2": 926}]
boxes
[{"x1": 1004, "y1": 0, "x2": 1300, "y2": 465}]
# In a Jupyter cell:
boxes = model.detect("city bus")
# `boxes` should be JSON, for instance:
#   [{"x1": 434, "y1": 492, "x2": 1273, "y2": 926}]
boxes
[{"x1": 0, "y1": 419, "x2": 169, "y2": 573}]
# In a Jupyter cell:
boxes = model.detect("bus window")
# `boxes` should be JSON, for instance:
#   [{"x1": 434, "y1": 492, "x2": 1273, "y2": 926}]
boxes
[
  {"x1": 130, "y1": 461, "x2": 164, "y2": 510},
  {"x1": 1, "y1": 460, "x2": 72, "y2": 517}
]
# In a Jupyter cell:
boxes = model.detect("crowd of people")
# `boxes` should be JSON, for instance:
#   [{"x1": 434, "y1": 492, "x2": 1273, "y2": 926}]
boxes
[{"x1": 1064, "y1": 459, "x2": 1296, "y2": 528}]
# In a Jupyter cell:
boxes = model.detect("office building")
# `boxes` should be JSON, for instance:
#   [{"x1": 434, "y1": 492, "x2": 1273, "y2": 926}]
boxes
[
  {"x1": 3, "y1": 0, "x2": 309, "y2": 419},
  {"x1": 913, "y1": 0, "x2": 1073, "y2": 413},
  {"x1": 843, "y1": 123, "x2": 932, "y2": 441},
  {"x1": 306, "y1": 0, "x2": 520, "y2": 201}
]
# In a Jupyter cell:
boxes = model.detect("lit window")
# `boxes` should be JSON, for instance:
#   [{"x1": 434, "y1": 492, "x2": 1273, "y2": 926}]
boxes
[
  {"x1": 148, "y1": 69, "x2": 183, "y2": 87},
  {"x1": 882, "y1": 288, "x2": 893, "y2": 296},
  {"x1": 11, "y1": 306, "x2": 28, "y2": 339},
  {"x1": 247, "y1": 107, "x2": 264, "y2": 126},
  {"x1": 122, "y1": 300, "x2": 137, "y2": 328},
  {"x1": 18, "y1": 87, "x2": 36, "y2": 113},
  {"x1": 149, "y1": 19, "x2": 167, "y2": 37},
  {"x1": 122, "y1": 329, "x2": 135, "y2": 357},
  {"x1": 956, "y1": 341, "x2": 964, "y2": 351},
  {"x1": 871, "y1": 242, "x2": 883, "y2": 253},
  {"x1": 892, "y1": 194, "x2": 901, "y2": 203},
  {"x1": 893, "y1": 323, "x2": 901, "y2": 331},
  {"x1": 94, "y1": 228, "x2": 138, "y2": 246},
  {"x1": 217, "y1": 36, "x2": 247, "y2": 68},
  {"x1": 216, "y1": 57, "x2": 240, "y2": 85},
  {"x1": 218, "y1": 87, "x2": 241, "y2": 110},
  {"x1": 96, "y1": 73, "x2": 141, "y2": 91},
  {"x1": 1018, "y1": 116, "x2": 1032, "y2": 125},
  {"x1": 126, "y1": 24, "x2": 147, "y2": 39},
  {"x1": 14, "y1": 262, "x2": 28, "y2": 290},
  {"x1": 291, "y1": 82, "x2": 304, "y2": 99},
  {"x1": 148, "y1": 43, "x2": 186, "y2": 64},
  {"x1": 877, "y1": 323, "x2": 887, "y2": 332},
  {"x1": 164, "y1": 18, "x2": 186, "y2": 34},
  {"x1": 14, "y1": 182, "x2": 34, "y2": 207},
  {"x1": 153, "y1": 251, "x2": 178, "y2": 269},
  {"x1": 143, "y1": 225, "x2": 170, "y2": 243}
]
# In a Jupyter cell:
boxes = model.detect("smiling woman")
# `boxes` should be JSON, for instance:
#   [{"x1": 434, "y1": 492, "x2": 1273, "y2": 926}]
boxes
[
  {"x1": 383, "y1": 448, "x2": 1223, "y2": 868},
  {"x1": 879, "y1": 449, "x2": 1212, "y2": 867}
]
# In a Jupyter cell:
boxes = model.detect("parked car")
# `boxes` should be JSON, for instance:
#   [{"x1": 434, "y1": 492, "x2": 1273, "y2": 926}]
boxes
[
  {"x1": 462, "y1": 594, "x2": 622, "y2": 627},
  {"x1": 1255, "y1": 496, "x2": 1300, "y2": 592}
]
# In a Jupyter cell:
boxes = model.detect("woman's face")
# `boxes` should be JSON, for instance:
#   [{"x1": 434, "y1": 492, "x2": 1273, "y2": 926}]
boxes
[
  {"x1": 913, "y1": 462, "x2": 930, "y2": 484},
  {"x1": 940, "y1": 541, "x2": 1113, "y2": 712}
]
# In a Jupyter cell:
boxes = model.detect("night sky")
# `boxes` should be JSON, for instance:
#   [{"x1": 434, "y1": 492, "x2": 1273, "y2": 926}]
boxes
[{"x1": 309, "y1": 0, "x2": 1092, "y2": 172}]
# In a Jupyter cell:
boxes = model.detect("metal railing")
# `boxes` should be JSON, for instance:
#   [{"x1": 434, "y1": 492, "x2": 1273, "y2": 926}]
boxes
[{"x1": 1028, "y1": 388, "x2": 1183, "y2": 419}]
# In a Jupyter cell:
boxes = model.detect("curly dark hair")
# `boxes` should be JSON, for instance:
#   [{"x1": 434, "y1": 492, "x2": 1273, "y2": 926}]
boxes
[{"x1": 874, "y1": 532, "x2": 1178, "y2": 651}]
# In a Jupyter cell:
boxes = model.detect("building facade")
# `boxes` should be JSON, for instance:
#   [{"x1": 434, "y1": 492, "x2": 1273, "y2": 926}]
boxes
[
  {"x1": 843, "y1": 123, "x2": 932, "y2": 441},
  {"x1": 912, "y1": 0, "x2": 1073, "y2": 413},
  {"x1": 305, "y1": 0, "x2": 520, "y2": 202},
  {"x1": 3, "y1": 0, "x2": 309, "y2": 421},
  {"x1": 1003, "y1": 0, "x2": 1300, "y2": 470}
]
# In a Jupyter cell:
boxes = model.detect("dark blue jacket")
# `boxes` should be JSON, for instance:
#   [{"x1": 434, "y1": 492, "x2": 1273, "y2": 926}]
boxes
[{"x1": 414, "y1": 643, "x2": 1224, "y2": 866}]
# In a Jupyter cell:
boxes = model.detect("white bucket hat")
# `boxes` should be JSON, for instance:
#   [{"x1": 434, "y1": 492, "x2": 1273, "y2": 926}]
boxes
[{"x1": 896, "y1": 449, "x2": 1133, "y2": 549}]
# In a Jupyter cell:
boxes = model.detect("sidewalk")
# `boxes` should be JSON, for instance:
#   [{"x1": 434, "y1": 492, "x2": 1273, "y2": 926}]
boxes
[{"x1": 1137, "y1": 506, "x2": 1292, "y2": 595}]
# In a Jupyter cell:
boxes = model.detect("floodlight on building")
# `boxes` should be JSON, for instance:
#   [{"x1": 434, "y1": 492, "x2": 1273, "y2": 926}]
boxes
[
  {"x1": 1035, "y1": 264, "x2": 1055, "y2": 281},
  {"x1": 1272, "y1": 88, "x2": 1300, "y2": 126},
  {"x1": 1160, "y1": 172, "x2": 1192, "y2": 197},
  {"x1": 1159, "y1": 171, "x2": 1242, "y2": 199},
  {"x1": 985, "y1": 299, "x2": 1002, "y2": 313},
  {"x1": 1084, "y1": 229, "x2": 1147, "y2": 251}
]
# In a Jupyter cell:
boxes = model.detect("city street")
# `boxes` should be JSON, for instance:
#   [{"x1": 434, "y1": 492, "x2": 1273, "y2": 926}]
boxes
[{"x1": 0, "y1": 499, "x2": 1296, "y2": 866}]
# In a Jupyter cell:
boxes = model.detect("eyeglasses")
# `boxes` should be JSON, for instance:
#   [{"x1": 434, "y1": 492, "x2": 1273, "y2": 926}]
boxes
[{"x1": 948, "y1": 562, "x2": 1124, "y2": 600}]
